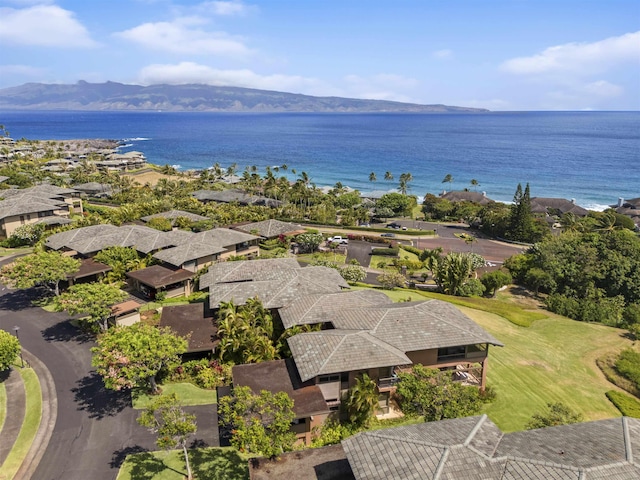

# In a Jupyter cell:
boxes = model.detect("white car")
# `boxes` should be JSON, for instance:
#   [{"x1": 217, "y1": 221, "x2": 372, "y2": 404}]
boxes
[{"x1": 328, "y1": 236, "x2": 349, "y2": 244}]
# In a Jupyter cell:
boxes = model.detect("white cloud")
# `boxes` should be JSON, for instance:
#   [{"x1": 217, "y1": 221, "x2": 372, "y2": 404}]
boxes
[
  {"x1": 501, "y1": 31, "x2": 640, "y2": 76},
  {"x1": 344, "y1": 74, "x2": 419, "y2": 101},
  {"x1": 201, "y1": 1, "x2": 252, "y2": 16},
  {"x1": 137, "y1": 62, "x2": 334, "y2": 94},
  {"x1": 0, "y1": 5, "x2": 97, "y2": 48},
  {"x1": 0, "y1": 64, "x2": 46, "y2": 76},
  {"x1": 432, "y1": 49, "x2": 452, "y2": 59},
  {"x1": 582, "y1": 80, "x2": 623, "y2": 97},
  {"x1": 115, "y1": 18, "x2": 251, "y2": 56}
]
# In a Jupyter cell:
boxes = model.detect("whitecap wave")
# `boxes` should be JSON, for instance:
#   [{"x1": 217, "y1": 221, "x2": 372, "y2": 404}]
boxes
[
  {"x1": 583, "y1": 203, "x2": 611, "y2": 212},
  {"x1": 171, "y1": 164, "x2": 182, "y2": 170},
  {"x1": 123, "y1": 137, "x2": 150, "y2": 141}
]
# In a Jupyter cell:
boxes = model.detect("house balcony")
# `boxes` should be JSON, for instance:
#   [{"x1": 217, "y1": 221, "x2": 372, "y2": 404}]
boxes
[{"x1": 377, "y1": 376, "x2": 400, "y2": 392}]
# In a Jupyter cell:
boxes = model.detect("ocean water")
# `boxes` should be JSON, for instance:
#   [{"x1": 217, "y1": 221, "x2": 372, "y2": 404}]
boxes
[{"x1": 1, "y1": 110, "x2": 638, "y2": 210}]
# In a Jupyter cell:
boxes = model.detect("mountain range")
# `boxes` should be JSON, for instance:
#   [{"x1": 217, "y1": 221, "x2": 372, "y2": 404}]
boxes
[{"x1": 0, "y1": 81, "x2": 488, "y2": 113}]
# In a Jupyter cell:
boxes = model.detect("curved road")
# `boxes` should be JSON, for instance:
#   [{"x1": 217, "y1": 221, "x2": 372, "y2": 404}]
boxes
[{"x1": 0, "y1": 280, "x2": 218, "y2": 480}]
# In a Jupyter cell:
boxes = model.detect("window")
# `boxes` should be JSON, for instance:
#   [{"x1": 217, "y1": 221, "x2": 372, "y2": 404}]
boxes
[
  {"x1": 437, "y1": 346, "x2": 466, "y2": 361},
  {"x1": 318, "y1": 374, "x2": 340, "y2": 384},
  {"x1": 291, "y1": 418, "x2": 306, "y2": 425}
]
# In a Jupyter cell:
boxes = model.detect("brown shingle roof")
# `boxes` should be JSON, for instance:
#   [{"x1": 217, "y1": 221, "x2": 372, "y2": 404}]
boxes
[
  {"x1": 159, "y1": 303, "x2": 218, "y2": 353},
  {"x1": 441, "y1": 191, "x2": 494, "y2": 205},
  {"x1": 232, "y1": 359, "x2": 329, "y2": 418},
  {"x1": 126, "y1": 265, "x2": 194, "y2": 288}
]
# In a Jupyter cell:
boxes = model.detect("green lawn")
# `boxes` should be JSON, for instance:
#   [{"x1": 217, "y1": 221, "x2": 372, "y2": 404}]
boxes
[
  {"x1": 0, "y1": 380, "x2": 6, "y2": 433},
  {"x1": 132, "y1": 383, "x2": 217, "y2": 409},
  {"x1": 352, "y1": 285, "x2": 632, "y2": 431},
  {"x1": 462, "y1": 307, "x2": 633, "y2": 431},
  {"x1": 116, "y1": 447, "x2": 250, "y2": 480},
  {"x1": 0, "y1": 247, "x2": 32, "y2": 257},
  {"x1": 1, "y1": 367, "x2": 42, "y2": 480}
]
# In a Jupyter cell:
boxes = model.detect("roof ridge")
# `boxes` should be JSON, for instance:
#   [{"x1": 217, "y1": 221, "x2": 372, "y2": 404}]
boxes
[
  {"x1": 463, "y1": 414, "x2": 488, "y2": 447},
  {"x1": 316, "y1": 333, "x2": 350, "y2": 375},
  {"x1": 356, "y1": 331, "x2": 411, "y2": 361},
  {"x1": 623, "y1": 416, "x2": 633, "y2": 463},
  {"x1": 416, "y1": 302, "x2": 498, "y2": 344},
  {"x1": 433, "y1": 446, "x2": 449, "y2": 480}
]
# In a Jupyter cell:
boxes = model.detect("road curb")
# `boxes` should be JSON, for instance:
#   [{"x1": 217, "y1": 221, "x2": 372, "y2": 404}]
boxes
[{"x1": 13, "y1": 349, "x2": 57, "y2": 480}]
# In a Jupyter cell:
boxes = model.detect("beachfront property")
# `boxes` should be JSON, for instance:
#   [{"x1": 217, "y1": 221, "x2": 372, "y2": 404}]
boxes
[{"x1": 0, "y1": 184, "x2": 82, "y2": 238}]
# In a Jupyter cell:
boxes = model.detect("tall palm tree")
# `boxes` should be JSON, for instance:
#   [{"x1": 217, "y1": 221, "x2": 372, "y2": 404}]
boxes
[
  {"x1": 369, "y1": 172, "x2": 377, "y2": 183},
  {"x1": 384, "y1": 171, "x2": 393, "y2": 183},
  {"x1": 442, "y1": 174, "x2": 454, "y2": 189},
  {"x1": 346, "y1": 374, "x2": 378, "y2": 427},
  {"x1": 470, "y1": 179, "x2": 479, "y2": 191},
  {"x1": 398, "y1": 172, "x2": 413, "y2": 195}
]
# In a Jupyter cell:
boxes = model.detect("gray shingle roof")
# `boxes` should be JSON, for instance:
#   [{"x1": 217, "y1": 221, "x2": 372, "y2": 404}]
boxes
[
  {"x1": 205, "y1": 266, "x2": 349, "y2": 309},
  {"x1": 152, "y1": 242, "x2": 226, "y2": 267},
  {"x1": 198, "y1": 258, "x2": 302, "y2": 291},
  {"x1": 288, "y1": 330, "x2": 412, "y2": 382},
  {"x1": 0, "y1": 196, "x2": 64, "y2": 219},
  {"x1": 140, "y1": 209, "x2": 208, "y2": 223},
  {"x1": 193, "y1": 227, "x2": 259, "y2": 247},
  {"x1": 530, "y1": 197, "x2": 589, "y2": 217},
  {"x1": 441, "y1": 191, "x2": 494, "y2": 205},
  {"x1": 234, "y1": 219, "x2": 305, "y2": 238},
  {"x1": 342, "y1": 416, "x2": 640, "y2": 480},
  {"x1": 279, "y1": 290, "x2": 393, "y2": 329},
  {"x1": 0, "y1": 184, "x2": 79, "y2": 199}
]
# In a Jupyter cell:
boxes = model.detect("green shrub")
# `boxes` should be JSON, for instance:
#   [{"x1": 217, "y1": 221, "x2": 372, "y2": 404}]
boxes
[
  {"x1": 458, "y1": 278, "x2": 486, "y2": 297},
  {"x1": 606, "y1": 390, "x2": 640, "y2": 418},
  {"x1": 372, "y1": 247, "x2": 399, "y2": 257},
  {"x1": 399, "y1": 245, "x2": 422, "y2": 255},
  {"x1": 615, "y1": 349, "x2": 640, "y2": 390}
]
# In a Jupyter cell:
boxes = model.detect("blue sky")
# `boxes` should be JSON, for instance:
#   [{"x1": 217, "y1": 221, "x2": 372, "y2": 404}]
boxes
[{"x1": 0, "y1": 0, "x2": 638, "y2": 110}]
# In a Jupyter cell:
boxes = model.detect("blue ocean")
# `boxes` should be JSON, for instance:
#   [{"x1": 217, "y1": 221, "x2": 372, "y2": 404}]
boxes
[{"x1": 1, "y1": 110, "x2": 638, "y2": 210}]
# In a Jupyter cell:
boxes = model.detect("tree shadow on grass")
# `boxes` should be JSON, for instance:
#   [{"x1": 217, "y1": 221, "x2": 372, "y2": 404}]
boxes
[
  {"x1": 123, "y1": 452, "x2": 184, "y2": 480},
  {"x1": 42, "y1": 319, "x2": 93, "y2": 344},
  {"x1": 110, "y1": 445, "x2": 149, "y2": 469},
  {"x1": 190, "y1": 448, "x2": 249, "y2": 480},
  {"x1": 72, "y1": 372, "x2": 131, "y2": 419}
]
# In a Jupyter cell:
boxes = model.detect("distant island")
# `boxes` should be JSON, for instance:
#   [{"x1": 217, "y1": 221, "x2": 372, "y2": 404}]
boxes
[{"x1": 0, "y1": 81, "x2": 489, "y2": 113}]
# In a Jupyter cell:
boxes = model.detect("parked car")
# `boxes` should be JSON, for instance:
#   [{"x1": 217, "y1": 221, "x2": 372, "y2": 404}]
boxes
[
  {"x1": 328, "y1": 235, "x2": 349, "y2": 244},
  {"x1": 380, "y1": 232, "x2": 396, "y2": 238},
  {"x1": 386, "y1": 223, "x2": 401, "y2": 229}
]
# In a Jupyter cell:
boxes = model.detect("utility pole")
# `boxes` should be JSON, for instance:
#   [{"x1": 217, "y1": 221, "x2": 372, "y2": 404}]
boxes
[{"x1": 13, "y1": 326, "x2": 24, "y2": 368}]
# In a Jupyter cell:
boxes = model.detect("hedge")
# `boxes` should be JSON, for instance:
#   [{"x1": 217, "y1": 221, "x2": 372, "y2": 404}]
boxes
[
  {"x1": 605, "y1": 390, "x2": 640, "y2": 418},
  {"x1": 372, "y1": 247, "x2": 399, "y2": 257}
]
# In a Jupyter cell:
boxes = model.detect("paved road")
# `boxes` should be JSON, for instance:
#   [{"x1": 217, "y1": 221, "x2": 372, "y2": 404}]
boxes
[{"x1": 0, "y1": 283, "x2": 218, "y2": 480}]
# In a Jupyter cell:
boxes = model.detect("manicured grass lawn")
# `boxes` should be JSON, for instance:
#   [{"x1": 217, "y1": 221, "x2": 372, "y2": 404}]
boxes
[
  {"x1": 132, "y1": 383, "x2": 217, "y2": 409},
  {"x1": 0, "y1": 247, "x2": 32, "y2": 257},
  {"x1": 296, "y1": 252, "x2": 347, "y2": 265},
  {"x1": 116, "y1": 447, "x2": 250, "y2": 480},
  {"x1": 1, "y1": 367, "x2": 42, "y2": 480},
  {"x1": 461, "y1": 307, "x2": 634, "y2": 431},
  {"x1": 0, "y1": 380, "x2": 6, "y2": 432}
]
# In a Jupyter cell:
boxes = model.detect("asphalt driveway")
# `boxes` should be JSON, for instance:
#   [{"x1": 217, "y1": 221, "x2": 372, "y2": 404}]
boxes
[{"x1": 0, "y1": 283, "x2": 219, "y2": 480}]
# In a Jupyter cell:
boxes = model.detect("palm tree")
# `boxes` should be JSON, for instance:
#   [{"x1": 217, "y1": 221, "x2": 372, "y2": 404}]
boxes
[
  {"x1": 369, "y1": 172, "x2": 377, "y2": 184},
  {"x1": 442, "y1": 174, "x2": 454, "y2": 189},
  {"x1": 398, "y1": 172, "x2": 413, "y2": 195},
  {"x1": 470, "y1": 179, "x2": 479, "y2": 191},
  {"x1": 384, "y1": 171, "x2": 394, "y2": 183},
  {"x1": 346, "y1": 374, "x2": 378, "y2": 427}
]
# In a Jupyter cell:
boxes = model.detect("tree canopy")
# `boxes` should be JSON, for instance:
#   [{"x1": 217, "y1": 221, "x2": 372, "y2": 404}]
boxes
[
  {"x1": 525, "y1": 402, "x2": 582, "y2": 430},
  {"x1": 396, "y1": 365, "x2": 485, "y2": 421},
  {"x1": 0, "y1": 330, "x2": 21, "y2": 371},
  {"x1": 1, "y1": 251, "x2": 80, "y2": 296},
  {"x1": 138, "y1": 393, "x2": 198, "y2": 480},
  {"x1": 91, "y1": 323, "x2": 187, "y2": 393},
  {"x1": 54, "y1": 282, "x2": 127, "y2": 332},
  {"x1": 218, "y1": 386, "x2": 296, "y2": 458}
]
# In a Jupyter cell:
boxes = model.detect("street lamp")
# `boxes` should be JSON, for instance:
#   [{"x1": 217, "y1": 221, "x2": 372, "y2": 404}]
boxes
[{"x1": 13, "y1": 326, "x2": 24, "y2": 368}]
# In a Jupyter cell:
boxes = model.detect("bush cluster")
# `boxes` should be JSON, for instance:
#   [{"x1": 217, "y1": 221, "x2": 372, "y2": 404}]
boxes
[
  {"x1": 166, "y1": 359, "x2": 232, "y2": 389},
  {"x1": 372, "y1": 247, "x2": 399, "y2": 256},
  {"x1": 606, "y1": 390, "x2": 640, "y2": 418}
]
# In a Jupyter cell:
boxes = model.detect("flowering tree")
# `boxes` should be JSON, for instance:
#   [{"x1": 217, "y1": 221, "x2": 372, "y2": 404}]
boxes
[
  {"x1": 138, "y1": 393, "x2": 197, "y2": 480},
  {"x1": 53, "y1": 282, "x2": 127, "y2": 332},
  {"x1": 91, "y1": 323, "x2": 187, "y2": 393},
  {"x1": 1, "y1": 251, "x2": 80, "y2": 296}
]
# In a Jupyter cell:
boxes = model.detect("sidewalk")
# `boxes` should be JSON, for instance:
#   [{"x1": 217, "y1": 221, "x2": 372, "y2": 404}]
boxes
[{"x1": 0, "y1": 349, "x2": 57, "y2": 479}]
